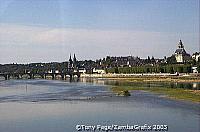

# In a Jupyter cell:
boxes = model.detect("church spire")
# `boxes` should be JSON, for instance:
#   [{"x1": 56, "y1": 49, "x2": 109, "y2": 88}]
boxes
[
  {"x1": 69, "y1": 54, "x2": 72, "y2": 64},
  {"x1": 73, "y1": 53, "x2": 77, "y2": 62}
]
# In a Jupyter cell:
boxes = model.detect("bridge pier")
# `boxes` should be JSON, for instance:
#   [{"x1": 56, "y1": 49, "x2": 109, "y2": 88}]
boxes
[
  {"x1": 69, "y1": 74, "x2": 72, "y2": 81},
  {"x1": 15, "y1": 74, "x2": 20, "y2": 79},
  {"x1": 52, "y1": 74, "x2": 55, "y2": 80},
  {"x1": 44, "y1": 74, "x2": 47, "y2": 79},
  {"x1": 77, "y1": 74, "x2": 80, "y2": 78},
  {"x1": 4, "y1": 74, "x2": 10, "y2": 80},
  {"x1": 18, "y1": 74, "x2": 22, "y2": 79},
  {"x1": 39, "y1": 74, "x2": 45, "y2": 79},
  {"x1": 29, "y1": 74, "x2": 34, "y2": 79},
  {"x1": 61, "y1": 74, "x2": 65, "y2": 80}
]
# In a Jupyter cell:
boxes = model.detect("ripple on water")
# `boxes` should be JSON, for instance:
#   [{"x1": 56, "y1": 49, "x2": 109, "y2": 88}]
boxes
[{"x1": 0, "y1": 79, "x2": 114, "y2": 103}]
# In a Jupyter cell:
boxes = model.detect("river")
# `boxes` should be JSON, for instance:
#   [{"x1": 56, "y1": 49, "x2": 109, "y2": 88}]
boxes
[{"x1": 0, "y1": 79, "x2": 199, "y2": 132}]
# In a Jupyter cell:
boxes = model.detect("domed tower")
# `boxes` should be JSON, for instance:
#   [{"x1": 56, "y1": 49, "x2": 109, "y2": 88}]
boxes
[
  {"x1": 178, "y1": 40, "x2": 184, "y2": 49},
  {"x1": 174, "y1": 40, "x2": 190, "y2": 63}
]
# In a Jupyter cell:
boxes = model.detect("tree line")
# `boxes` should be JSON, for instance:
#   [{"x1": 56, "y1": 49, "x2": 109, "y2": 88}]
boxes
[{"x1": 106, "y1": 64, "x2": 199, "y2": 74}]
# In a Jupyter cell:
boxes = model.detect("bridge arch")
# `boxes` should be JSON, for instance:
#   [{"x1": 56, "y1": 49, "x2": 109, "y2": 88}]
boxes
[{"x1": 33, "y1": 74, "x2": 44, "y2": 79}]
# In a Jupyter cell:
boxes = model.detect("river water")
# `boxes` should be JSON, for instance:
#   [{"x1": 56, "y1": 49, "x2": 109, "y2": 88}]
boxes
[{"x1": 0, "y1": 79, "x2": 199, "y2": 132}]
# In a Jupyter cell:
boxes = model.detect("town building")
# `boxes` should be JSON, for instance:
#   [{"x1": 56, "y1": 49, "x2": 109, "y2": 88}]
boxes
[
  {"x1": 174, "y1": 40, "x2": 191, "y2": 63},
  {"x1": 192, "y1": 52, "x2": 200, "y2": 62},
  {"x1": 92, "y1": 68, "x2": 106, "y2": 74},
  {"x1": 192, "y1": 67, "x2": 198, "y2": 73},
  {"x1": 68, "y1": 53, "x2": 78, "y2": 72},
  {"x1": 78, "y1": 68, "x2": 86, "y2": 74}
]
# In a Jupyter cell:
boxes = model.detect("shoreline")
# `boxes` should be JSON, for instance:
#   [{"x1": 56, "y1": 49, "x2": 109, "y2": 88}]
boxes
[
  {"x1": 83, "y1": 74, "x2": 200, "y2": 103},
  {"x1": 111, "y1": 86, "x2": 200, "y2": 103},
  {"x1": 0, "y1": 77, "x2": 199, "y2": 103},
  {"x1": 81, "y1": 73, "x2": 200, "y2": 83}
]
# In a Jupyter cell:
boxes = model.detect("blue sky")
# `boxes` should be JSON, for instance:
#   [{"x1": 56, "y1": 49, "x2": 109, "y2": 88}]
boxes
[{"x1": 0, "y1": 0, "x2": 199, "y2": 63}]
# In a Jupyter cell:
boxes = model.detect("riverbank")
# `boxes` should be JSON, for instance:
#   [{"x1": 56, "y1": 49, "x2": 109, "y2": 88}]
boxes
[
  {"x1": 83, "y1": 74, "x2": 200, "y2": 102},
  {"x1": 97, "y1": 74, "x2": 200, "y2": 103},
  {"x1": 105, "y1": 76, "x2": 200, "y2": 83},
  {"x1": 84, "y1": 74, "x2": 200, "y2": 103},
  {"x1": 81, "y1": 73, "x2": 200, "y2": 82},
  {"x1": 111, "y1": 86, "x2": 200, "y2": 103}
]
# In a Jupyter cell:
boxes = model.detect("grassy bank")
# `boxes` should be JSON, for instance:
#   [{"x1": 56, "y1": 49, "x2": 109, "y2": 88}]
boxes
[
  {"x1": 111, "y1": 86, "x2": 200, "y2": 103},
  {"x1": 105, "y1": 75, "x2": 200, "y2": 83}
]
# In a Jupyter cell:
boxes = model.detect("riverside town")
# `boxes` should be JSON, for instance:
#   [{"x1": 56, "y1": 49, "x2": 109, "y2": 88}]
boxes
[
  {"x1": 0, "y1": 1, "x2": 199, "y2": 132},
  {"x1": 0, "y1": 40, "x2": 200, "y2": 80}
]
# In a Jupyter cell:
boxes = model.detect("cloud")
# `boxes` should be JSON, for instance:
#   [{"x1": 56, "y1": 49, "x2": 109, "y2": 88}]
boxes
[
  {"x1": 0, "y1": 23, "x2": 167, "y2": 46},
  {"x1": 0, "y1": 24, "x2": 162, "y2": 47},
  {"x1": 0, "y1": 23, "x2": 198, "y2": 63}
]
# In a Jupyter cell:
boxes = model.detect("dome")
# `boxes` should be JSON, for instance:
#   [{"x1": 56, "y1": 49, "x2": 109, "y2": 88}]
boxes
[{"x1": 175, "y1": 48, "x2": 187, "y2": 54}]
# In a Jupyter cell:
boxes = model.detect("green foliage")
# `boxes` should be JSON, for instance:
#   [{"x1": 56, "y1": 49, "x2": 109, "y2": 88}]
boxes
[
  {"x1": 166, "y1": 66, "x2": 174, "y2": 73},
  {"x1": 107, "y1": 64, "x2": 192, "y2": 74},
  {"x1": 106, "y1": 68, "x2": 115, "y2": 73},
  {"x1": 197, "y1": 65, "x2": 200, "y2": 73},
  {"x1": 167, "y1": 55, "x2": 176, "y2": 64},
  {"x1": 114, "y1": 67, "x2": 119, "y2": 73}
]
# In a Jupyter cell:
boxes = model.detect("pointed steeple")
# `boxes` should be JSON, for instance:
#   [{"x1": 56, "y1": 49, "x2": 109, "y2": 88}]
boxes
[
  {"x1": 73, "y1": 53, "x2": 77, "y2": 62},
  {"x1": 69, "y1": 54, "x2": 72, "y2": 64}
]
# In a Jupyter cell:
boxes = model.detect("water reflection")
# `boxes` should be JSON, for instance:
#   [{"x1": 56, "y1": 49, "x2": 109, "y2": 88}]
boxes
[
  {"x1": 80, "y1": 78, "x2": 200, "y2": 90},
  {"x1": 81, "y1": 77, "x2": 105, "y2": 85}
]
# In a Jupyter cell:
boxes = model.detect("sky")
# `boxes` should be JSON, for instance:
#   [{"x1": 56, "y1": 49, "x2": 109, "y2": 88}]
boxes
[{"x1": 0, "y1": 0, "x2": 199, "y2": 64}]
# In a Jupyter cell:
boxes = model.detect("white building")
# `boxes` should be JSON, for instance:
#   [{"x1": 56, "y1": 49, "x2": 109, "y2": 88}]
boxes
[
  {"x1": 192, "y1": 67, "x2": 198, "y2": 73},
  {"x1": 55, "y1": 70, "x2": 59, "y2": 73},
  {"x1": 93, "y1": 68, "x2": 106, "y2": 74},
  {"x1": 192, "y1": 52, "x2": 200, "y2": 62},
  {"x1": 79, "y1": 68, "x2": 86, "y2": 74}
]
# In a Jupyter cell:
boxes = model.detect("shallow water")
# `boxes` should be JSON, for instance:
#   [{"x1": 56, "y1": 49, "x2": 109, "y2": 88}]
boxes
[
  {"x1": 0, "y1": 79, "x2": 113, "y2": 102},
  {"x1": 0, "y1": 79, "x2": 199, "y2": 132}
]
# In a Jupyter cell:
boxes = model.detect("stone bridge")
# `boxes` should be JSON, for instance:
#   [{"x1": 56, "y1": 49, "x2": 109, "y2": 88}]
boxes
[{"x1": 0, "y1": 71, "x2": 80, "y2": 80}]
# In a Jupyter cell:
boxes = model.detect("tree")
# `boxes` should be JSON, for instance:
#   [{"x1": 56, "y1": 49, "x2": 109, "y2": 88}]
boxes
[
  {"x1": 177, "y1": 66, "x2": 183, "y2": 73},
  {"x1": 146, "y1": 67, "x2": 150, "y2": 73},
  {"x1": 114, "y1": 67, "x2": 119, "y2": 73},
  {"x1": 183, "y1": 65, "x2": 191, "y2": 73},
  {"x1": 166, "y1": 65, "x2": 174, "y2": 73},
  {"x1": 167, "y1": 55, "x2": 176, "y2": 64},
  {"x1": 158, "y1": 66, "x2": 164, "y2": 73},
  {"x1": 197, "y1": 65, "x2": 200, "y2": 73}
]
